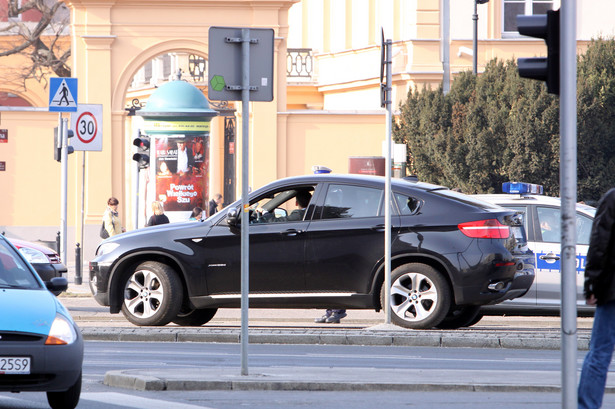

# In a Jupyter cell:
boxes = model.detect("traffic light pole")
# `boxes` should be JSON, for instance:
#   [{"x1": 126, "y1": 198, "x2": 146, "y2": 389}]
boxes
[
  {"x1": 560, "y1": 2, "x2": 578, "y2": 408},
  {"x1": 133, "y1": 129, "x2": 141, "y2": 229}
]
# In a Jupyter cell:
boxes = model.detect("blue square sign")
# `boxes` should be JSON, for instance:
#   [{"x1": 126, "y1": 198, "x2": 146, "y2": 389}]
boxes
[{"x1": 49, "y1": 77, "x2": 78, "y2": 112}]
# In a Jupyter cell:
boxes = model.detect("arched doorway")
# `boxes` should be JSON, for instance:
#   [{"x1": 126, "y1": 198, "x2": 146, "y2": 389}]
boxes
[{"x1": 64, "y1": 0, "x2": 295, "y2": 233}]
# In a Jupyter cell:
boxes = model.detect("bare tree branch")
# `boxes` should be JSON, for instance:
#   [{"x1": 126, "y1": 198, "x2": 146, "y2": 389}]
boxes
[{"x1": 0, "y1": 0, "x2": 71, "y2": 89}]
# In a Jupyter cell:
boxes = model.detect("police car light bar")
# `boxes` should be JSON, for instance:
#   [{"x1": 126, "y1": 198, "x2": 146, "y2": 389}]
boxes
[{"x1": 502, "y1": 182, "x2": 544, "y2": 195}]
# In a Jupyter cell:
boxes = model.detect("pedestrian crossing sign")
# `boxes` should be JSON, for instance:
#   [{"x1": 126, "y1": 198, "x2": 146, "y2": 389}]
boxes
[{"x1": 49, "y1": 77, "x2": 78, "y2": 112}]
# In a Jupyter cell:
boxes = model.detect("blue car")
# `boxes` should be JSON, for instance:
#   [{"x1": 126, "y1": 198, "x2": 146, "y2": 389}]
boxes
[{"x1": 0, "y1": 235, "x2": 83, "y2": 409}]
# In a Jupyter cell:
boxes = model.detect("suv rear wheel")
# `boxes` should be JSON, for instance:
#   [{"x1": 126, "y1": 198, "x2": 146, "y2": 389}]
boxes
[
  {"x1": 381, "y1": 263, "x2": 451, "y2": 329},
  {"x1": 120, "y1": 261, "x2": 183, "y2": 326}
]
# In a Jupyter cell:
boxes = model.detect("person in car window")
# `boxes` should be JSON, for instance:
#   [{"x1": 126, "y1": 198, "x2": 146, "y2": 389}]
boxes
[
  {"x1": 287, "y1": 190, "x2": 311, "y2": 221},
  {"x1": 578, "y1": 188, "x2": 615, "y2": 409},
  {"x1": 540, "y1": 214, "x2": 559, "y2": 242}
]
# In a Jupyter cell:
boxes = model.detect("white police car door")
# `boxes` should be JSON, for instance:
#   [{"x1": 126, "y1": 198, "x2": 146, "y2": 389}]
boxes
[{"x1": 534, "y1": 206, "x2": 592, "y2": 309}]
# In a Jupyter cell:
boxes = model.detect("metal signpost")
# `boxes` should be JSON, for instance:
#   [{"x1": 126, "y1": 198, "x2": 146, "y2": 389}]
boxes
[
  {"x1": 49, "y1": 77, "x2": 78, "y2": 268},
  {"x1": 70, "y1": 104, "x2": 103, "y2": 286},
  {"x1": 208, "y1": 26, "x2": 274, "y2": 376},
  {"x1": 380, "y1": 31, "x2": 393, "y2": 324}
]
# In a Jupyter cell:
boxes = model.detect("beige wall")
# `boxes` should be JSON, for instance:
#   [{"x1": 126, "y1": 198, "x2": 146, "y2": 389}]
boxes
[
  {"x1": 283, "y1": 111, "x2": 386, "y2": 177},
  {"x1": 0, "y1": 110, "x2": 64, "y2": 227}
]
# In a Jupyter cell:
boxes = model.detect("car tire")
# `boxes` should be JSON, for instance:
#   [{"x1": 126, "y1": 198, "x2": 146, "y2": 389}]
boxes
[
  {"x1": 172, "y1": 308, "x2": 218, "y2": 326},
  {"x1": 47, "y1": 371, "x2": 81, "y2": 409},
  {"x1": 434, "y1": 305, "x2": 482, "y2": 329},
  {"x1": 120, "y1": 261, "x2": 183, "y2": 326},
  {"x1": 381, "y1": 263, "x2": 451, "y2": 329}
]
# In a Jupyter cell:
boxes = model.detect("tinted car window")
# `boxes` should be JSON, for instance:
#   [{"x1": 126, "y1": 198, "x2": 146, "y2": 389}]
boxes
[
  {"x1": 502, "y1": 205, "x2": 529, "y2": 235},
  {"x1": 0, "y1": 241, "x2": 41, "y2": 289},
  {"x1": 394, "y1": 193, "x2": 422, "y2": 215},
  {"x1": 536, "y1": 206, "x2": 593, "y2": 245},
  {"x1": 576, "y1": 213, "x2": 593, "y2": 245},
  {"x1": 537, "y1": 207, "x2": 560, "y2": 243},
  {"x1": 322, "y1": 184, "x2": 383, "y2": 219}
]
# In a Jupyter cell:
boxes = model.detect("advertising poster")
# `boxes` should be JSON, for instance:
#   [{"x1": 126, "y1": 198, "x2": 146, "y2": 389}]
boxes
[{"x1": 154, "y1": 135, "x2": 209, "y2": 212}]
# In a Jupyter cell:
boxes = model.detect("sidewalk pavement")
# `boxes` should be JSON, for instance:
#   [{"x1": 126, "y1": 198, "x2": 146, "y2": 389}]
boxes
[{"x1": 62, "y1": 280, "x2": 599, "y2": 393}]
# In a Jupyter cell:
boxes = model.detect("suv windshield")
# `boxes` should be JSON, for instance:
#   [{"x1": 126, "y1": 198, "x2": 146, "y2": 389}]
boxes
[{"x1": 0, "y1": 240, "x2": 42, "y2": 289}]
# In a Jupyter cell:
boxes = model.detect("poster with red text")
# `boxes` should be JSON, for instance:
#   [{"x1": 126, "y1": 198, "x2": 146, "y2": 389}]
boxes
[{"x1": 154, "y1": 135, "x2": 209, "y2": 212}]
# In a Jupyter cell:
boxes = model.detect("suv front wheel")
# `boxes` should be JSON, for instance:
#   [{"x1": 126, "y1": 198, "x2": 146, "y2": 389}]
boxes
[
  {"x1": 120, "y1": 261, "x2": 183, "y2": 326},
  {"x1": 381, "y1": 263, "x2": 451, "y2": 329}
]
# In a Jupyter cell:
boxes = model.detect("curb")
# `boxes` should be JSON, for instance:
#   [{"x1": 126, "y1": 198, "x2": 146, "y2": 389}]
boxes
[
  {"x1": 102, "y1": 367, "x2": 572, "y2": 393},
  {"x1": 82, "y1": 327, "x2": 591, "y2": 350},
  {"x1": 104, "y1": 371, "x2": 563, "y2": 393}
]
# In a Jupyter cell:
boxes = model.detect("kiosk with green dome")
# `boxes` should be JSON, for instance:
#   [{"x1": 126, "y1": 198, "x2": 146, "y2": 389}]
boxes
[{"x1": 137, "y1": 79, "x2": 217, "y2": 221}]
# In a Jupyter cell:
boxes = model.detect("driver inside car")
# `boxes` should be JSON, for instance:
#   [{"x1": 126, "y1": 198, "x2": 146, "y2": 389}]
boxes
[{"x1": 287, "y1": 190, "x2": 312, "y2": 221}]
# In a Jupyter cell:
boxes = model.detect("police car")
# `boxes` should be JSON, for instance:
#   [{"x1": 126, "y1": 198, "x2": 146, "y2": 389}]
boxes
[{"x1": 473, "y1": 182, "x2": 596, "y2": 315}]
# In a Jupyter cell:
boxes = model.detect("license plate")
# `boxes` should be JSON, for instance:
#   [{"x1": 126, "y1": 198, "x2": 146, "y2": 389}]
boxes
[{"x1": 0, "y1": 357, "x2": 31, "y2": 374}]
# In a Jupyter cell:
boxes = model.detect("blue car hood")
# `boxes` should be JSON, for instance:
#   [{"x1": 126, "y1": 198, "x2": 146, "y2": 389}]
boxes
[{"x1": 0, "y1": 288, "x2": 66, "y2": 335}]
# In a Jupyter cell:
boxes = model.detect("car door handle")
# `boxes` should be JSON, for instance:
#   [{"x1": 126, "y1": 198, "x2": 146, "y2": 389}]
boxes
[
  {"x1": 371, "y1": 224, "x2": 386, "y2": 232},
  {"x1": 281, "y1": 229, "x2": 304, "y2": 236},
  {"x1": 539, "y1": 253, "x2": 561, "y2": 261}
]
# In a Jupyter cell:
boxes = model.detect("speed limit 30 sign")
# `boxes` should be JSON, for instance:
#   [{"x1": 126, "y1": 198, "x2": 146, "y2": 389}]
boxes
[{"x1": 70, "y1": 104, "x2": 102, "y2": 151}]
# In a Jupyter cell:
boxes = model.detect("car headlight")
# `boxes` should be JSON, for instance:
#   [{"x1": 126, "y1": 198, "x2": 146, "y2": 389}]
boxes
[
  {"x1": 96, "y1": 242, "x2": 120, "y2": 256},
  {"x1": 45, "y1": 314, "x2": 78, "y2": 345},
  {"x1": 18, "y1": 247, "x2": 49, "y2": 264}
]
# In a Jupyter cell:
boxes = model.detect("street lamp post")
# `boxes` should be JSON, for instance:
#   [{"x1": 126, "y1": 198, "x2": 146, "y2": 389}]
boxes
[{"x1": 473, "y1": 0, "x2": 489, "y2": 75}]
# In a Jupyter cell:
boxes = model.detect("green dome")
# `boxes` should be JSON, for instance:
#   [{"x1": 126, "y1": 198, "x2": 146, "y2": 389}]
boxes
[{"x1": 139, "y1": 80, "x2": 217, "y2": 117}]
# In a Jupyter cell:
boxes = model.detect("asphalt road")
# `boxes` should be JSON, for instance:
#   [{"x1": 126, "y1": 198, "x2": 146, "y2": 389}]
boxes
[{"x1": 3, "y1": 341, "x2": 613, "y2": 409}]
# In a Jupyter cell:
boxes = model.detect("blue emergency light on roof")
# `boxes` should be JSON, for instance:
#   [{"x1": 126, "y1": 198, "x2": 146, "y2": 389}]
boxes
[
  {"x1": 502, "y1": 182, "x2": 544, "y2": 195},
  {"x1": 312, "y1": 165, "x2": 332, "y2": 174}
]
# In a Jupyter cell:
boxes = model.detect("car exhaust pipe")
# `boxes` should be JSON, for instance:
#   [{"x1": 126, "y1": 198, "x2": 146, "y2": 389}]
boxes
[{"x1": 488, "y1": 281, "x2": 505, "y2": 291}]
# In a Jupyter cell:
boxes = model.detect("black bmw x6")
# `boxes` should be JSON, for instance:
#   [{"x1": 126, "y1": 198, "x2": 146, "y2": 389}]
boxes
[{"x1": 89, "y1": 174, "x2": 534, "y2": 329}]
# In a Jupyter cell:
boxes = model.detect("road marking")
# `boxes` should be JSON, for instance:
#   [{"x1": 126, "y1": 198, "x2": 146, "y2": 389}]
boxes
[{"x1": 81, "y1": 392, "x2": 217, "y2": 409}]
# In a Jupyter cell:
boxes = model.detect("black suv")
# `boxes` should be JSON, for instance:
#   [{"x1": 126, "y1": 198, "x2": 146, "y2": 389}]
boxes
[{"x1": 89, "y1": 174, "x2": 534, "y2": 329}]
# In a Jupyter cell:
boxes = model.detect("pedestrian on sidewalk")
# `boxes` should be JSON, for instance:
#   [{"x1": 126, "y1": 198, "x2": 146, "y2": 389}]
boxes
[
  {"x1": 315, "y1": 309, "x2": 347, "y2": 324},
  {"x1": 208, "y1": 193, "x2": 223, "y2": 217},
  {"x1": 189, "y1": 206, "x2": 203, "y2": 221},
  {"x1": 146, "y1": 201, "x2": 170, "y2": 226},
  {"x1": 101, "y1": 197, "x2": 125, "y2": 238},
  {"x1": 578, "y1": 188, "x2": 615, "y2": 409}
]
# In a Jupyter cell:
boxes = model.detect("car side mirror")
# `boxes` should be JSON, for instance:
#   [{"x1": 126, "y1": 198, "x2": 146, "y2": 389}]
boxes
[
  {"x1": 274, "y1": 208, "x2": 287, "y2": 218},
  {"x1": 226, "y1": 209, "x2": 240, "y2": 227},
  {"x1": 46, "y1": 277, "x2": 68, "y2": 293}
]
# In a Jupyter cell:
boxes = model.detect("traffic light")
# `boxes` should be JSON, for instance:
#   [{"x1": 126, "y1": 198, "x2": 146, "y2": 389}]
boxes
[
  {"x1": 516, "y1": 9, "x2": 560, "y2": 95},
  {"x1": 53, "y1": 127, "x2": 75, "y2": 162},
  {"x1": 132, "y1": 134, "x2": 150, "y2": 169}
]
